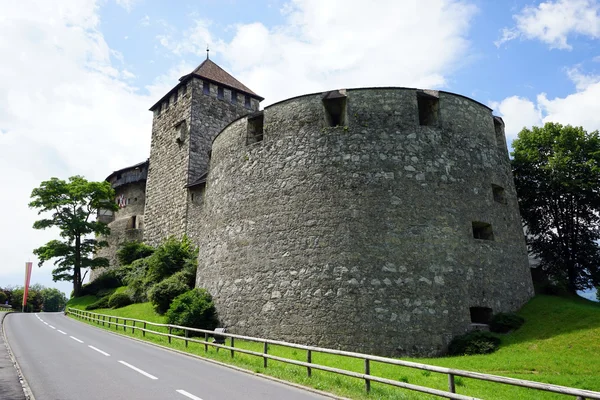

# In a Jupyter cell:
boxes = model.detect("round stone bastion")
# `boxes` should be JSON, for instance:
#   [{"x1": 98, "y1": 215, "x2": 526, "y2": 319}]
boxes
[{"x1": 195, "y1": 87, "x2": 534, "y2": 357}]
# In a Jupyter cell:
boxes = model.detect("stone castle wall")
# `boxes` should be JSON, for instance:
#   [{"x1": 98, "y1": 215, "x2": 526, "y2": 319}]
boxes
[
  {"x1": 195, "y1": 88, "x2": 534, "y2": 356},
  {"x1": 144, "y1": 77, "x2": 258, "y2": 246}
]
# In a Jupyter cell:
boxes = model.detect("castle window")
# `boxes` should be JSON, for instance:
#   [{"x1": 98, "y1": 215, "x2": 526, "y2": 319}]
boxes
[
  {"x1": 492, "y1": 184, "x2": 507, "y2": 204},
  {"x1": 126, "y1": 215, "x2": 137, "y2": 230},
  {"x1": 470, "y1": 307, "x2": 493, "y2": 324},
  {"x1": 246, "y1": 112, "x2": 264, "y2": 145},
  {"x1": 494, "y1": 117, "x2": 506, "y2": 149},
  {"x1": 218, "y1": 87, "x2": 224, "y2": 100},
  {"x1": 231, "y1": 91, "x2": 238, "y2": 104},
  {"x1": 154, "y1": 103, "x2": 161, "y2": 117},
  {"x1": 175, "y1": 120, "x2": 187, "y2": 143},
  {"x1": 472, "y1": 221, "x2": 494, "y2": 241},
  {"x1": 244, "y1": 95, "x2": 251, "y2": 109},
  {"x1": 181, "y1": 83, "x2": 187, "y2": 96},
  {"x1": 164, "y1": 96, "x2": 169, "y2": 110},
  {"x1": 322, "y1": 90, "x2": 347, "y2": 127},
  {"x1": 173, "y1": 90, "x2": 178, "y2": 103},
  {"x1": 417, "y1": 91, "x2": 439, "y2": 126},
  {"x1": 203, "y1": 81, "x2": 210, "y2": 95}
]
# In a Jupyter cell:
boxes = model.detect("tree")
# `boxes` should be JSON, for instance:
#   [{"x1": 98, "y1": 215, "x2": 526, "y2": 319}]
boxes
[
  {"x1": 29, "y1": 176, "x2": 118, "y2": 297},
  {"x1": 512, "y1": 122, "x2": 600, "y2": 294},
  {"x1": 41, "y1": 288, "x2": 68, "y2": 312}
]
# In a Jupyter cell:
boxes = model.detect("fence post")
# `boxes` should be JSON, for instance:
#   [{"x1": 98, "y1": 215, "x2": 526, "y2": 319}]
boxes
[
  {"x1": 103, "y1": 315, "x2": 105, "y2": 326},
  {"x1": 204, "y1": 332, "x2": 208, "y2": 352},
  {"x1": 231, "y1": 337, "x2": 235, "y2": 358},
  {"x1": 307, "y1": 349, "x2": 312, "y2": 377},
  {"x1": 185, "y1": 329, "x2": 189, "y2": 348},
  {"x1": 448, "y1": 374, "x2": 456, "y2": 394},
  {"x1": 108, "y1": 316, "x2": 111, "y2": 328},
  {"x1": 168, "y1": 327, "x2": 172, "y2": 343},
  {"x1": 115, "y1": 317, "x2": 118, "y2": 329},
  {"x1": 143, "y1": 322, "x2": 146, "y2": 337},
  {"x1": 365, "y1": 359, "x2": 371, "y2": 393},
  {"x1": 263, "y1": 342, "x2": 268, "y2": 368},
  {"x1": 124, "y1": 319, "x2": 126, "y2": 332},
  {"x1": 132, "y1": 320, "x2": 135, "y2": 334}
]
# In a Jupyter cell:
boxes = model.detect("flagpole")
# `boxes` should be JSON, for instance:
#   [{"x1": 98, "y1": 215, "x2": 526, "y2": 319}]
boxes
[{"x1": 23, "y1": 262, "x2": 33, "y2": 312}]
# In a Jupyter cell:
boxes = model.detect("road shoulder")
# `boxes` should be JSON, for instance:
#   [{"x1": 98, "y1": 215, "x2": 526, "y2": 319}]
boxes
[{"x1": 1, "y1": 312, "x2": 34, "y2": 400}]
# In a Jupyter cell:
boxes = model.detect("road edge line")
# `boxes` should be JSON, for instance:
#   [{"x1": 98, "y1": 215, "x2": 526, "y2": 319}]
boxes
[
  {"x1": 66, "y1": 314, "x2": 349, "y2": 400},
  {"x1": 1, "y1": 313, "x2": 36, "y2": 400}
]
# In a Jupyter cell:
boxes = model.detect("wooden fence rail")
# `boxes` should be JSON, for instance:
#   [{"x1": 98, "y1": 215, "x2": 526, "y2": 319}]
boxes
[{"x1": 67, "y1": 307, "x2": 600, "y2": 400}]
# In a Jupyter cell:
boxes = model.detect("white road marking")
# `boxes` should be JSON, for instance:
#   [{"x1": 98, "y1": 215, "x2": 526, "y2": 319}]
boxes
[
  {"x1": 70, "y1": 336, "x2": 84, "y2": 343},
  {"x1": 88, "y1": 345, "x2": 110, "y2": 357},
  {"x1": 49, "y1": 325, "x2": 56, "y2": 329},
  {"x1": 118, "y1": 361, "x2": 158, "y2": 380},
  {"x1": 57, "y1": 330, "x2": 67, "y2": 335},
  {"x1": 176, "y1": 390, "x2": 203, "y2": 400},
  {"x1": 43, "y1": 322, "x2": 48, "y2": 325}
]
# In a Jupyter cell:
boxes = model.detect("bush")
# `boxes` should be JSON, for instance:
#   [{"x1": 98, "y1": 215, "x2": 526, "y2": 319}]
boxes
[
  {"x1": 80, "y1": 270, "x2": 122, "y2": 297},
  {"x1": 166, "y1": 289, "x2": 218, "y2": 334},
  {"x1": 146, "y1": 236, "x2": 198, "y2": 283},
  {"x1": 117, "y1": 241, "x2": 154, "y2": 266},
  {"x1": 448, "y1": 331, "x2": 501, "y2": 356},
  {"x1": 124, "y1": 258, "x2": 153, "y2": 303},
  {"x1": 0, "y1": 291, "x2": 6, "y2": 304},
  {"x1": 489, "y1": 313, "x2": 525, "y2": 333},
  {"x1": 86, "y1": 296, "x2": 110, "y2": 310},
  {"x1": 108, "y1": 292, "x2": 132, "y2": 309},
  {"x1": 148, "y1": 272, "x2": 189, "y2": 314}
]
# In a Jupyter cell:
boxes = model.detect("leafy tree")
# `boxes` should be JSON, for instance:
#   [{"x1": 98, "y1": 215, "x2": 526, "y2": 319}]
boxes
[
  {"x1": 41, "y1": 288, "x2": 68, "y2": 312},
  {"x1": 512, "y1": 123, "x2": 600, "y2": 293},
  {"x1": 29, "y1": 176, "x2": 118, "y2": 297}
]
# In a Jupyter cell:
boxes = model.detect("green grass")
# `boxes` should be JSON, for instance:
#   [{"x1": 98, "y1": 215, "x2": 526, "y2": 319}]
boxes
[{"x1": 66, "y1": 294, "x2": 600, "y2": 400}]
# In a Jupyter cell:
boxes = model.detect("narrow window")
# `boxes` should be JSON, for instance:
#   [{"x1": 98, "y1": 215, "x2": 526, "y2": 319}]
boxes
[
  {"x1": 203, "y1": 81, "x2": 210, "y2": 95},
  {"x1": 181, "y1": 83, "x2": 187, "y2": 96},
  {"x1": 470, "y1": 307, "x2": 493, "y2": 324},
  {"x1": 175, "y1": 120, "x2": 187, "y2": 142},
  {"x1": 218, "y1": 87, "x2": 224, "y2": 100},
  {"x1": 154, "y1": 103, "x2": 161, "y2": 117},
  {"x1": 245, "y1": 95, "x2": 251, "y2": 109},
  {"x1": 472, "y1": 221, "x2": 494, "y2": 241},
  {"x1": 247, "y1": 112, "x2": 264, "y2": 145},
  {"x1": 494, "y1": 117, "x2": 506, "y2": 149},
  {"x1": 173, "y1": 89, "x2": 178, "y2": 103},
  {"x1": 492, "y1": 184, "x2": 506, "y2": 204},
  {"x1": 164, "y1": 96, "x2": 169, "y2": 110},
  {"x1": 127, "y1": 215, "x2": 137, "y2": 230},
  {"x1": 417, "y1": 91, "x2": 439, "y2": 126},
  {"x1": 134, "y1": 197, "x2": 138, "y2": 202},
  {"x1": 322, "y1": 90, "x2": 347, "y2": 127},
  {"x1": 191, "y1": 193, "x2": 194, "y2": 201},
  {"x1": 231, "y1": 91, "x2": 238, "y2": 103}
]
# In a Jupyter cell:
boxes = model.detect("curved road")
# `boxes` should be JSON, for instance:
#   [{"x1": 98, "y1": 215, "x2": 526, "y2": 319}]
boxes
[{"x1": 5, "y1": 313, "x2": 332, "y2": 400}]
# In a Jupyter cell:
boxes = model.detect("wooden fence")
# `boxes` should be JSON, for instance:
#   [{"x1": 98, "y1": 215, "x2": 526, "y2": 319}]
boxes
[{"x1": 67, "y1": 307, "x2": 600, "y2": 400}]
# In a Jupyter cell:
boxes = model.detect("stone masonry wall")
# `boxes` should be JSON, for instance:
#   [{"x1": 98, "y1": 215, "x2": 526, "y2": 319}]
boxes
[{"x1": 196, "y1": 88, "x2": 534, "y2": 357}]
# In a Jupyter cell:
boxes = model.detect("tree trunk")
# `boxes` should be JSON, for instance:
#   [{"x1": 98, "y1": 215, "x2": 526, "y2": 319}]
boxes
[
  {"x1": 73, "y1": 235, "x2": 82, "y2": 297},
  {"x1": 566, "y1": 261, "x2": 578, "y2": 295}
]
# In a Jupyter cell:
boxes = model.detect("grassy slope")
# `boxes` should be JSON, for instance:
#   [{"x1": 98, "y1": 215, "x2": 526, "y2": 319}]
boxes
[{"x1": 66, "y1": 293, "x2": 600, "y2": 400}]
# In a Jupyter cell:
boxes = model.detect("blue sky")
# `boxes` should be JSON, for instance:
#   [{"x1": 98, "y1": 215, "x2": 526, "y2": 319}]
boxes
[{"x1": 1, "y1": 0, "x2": 599, "y2": 300}]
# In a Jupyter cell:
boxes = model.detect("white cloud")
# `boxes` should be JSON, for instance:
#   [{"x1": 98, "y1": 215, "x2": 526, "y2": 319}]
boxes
[
  {"x1": 115, "y1": 0, "x2": 139, "y2": 13},
  {"x1": 0, "y1": 0, "x2": 163, "y2": 294},
  {"x1": 496, "y1": 0, "x2": 600, "y2": 49},
  {"x1": 161, "y1": 0, "x2": 478, "y2": 105},
  {"x1": 491, "y1": 67, "x2": 600, "y2": 148}
]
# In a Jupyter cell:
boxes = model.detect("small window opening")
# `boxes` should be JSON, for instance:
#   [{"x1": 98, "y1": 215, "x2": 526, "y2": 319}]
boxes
[
  {"x1": 470, "y1": 307, "x2": 493, "y2": 324},
  {"x1": 494, "y1": 117, "x2": 506, "y2": 149},
  {"x1": 181, "y1": 84, "x2": 187, "y2": 95},
  {"x1": 134, "y1": 197, "x2": 138, "y2": 202},
  {"x1": 116, "y1": 173, "x2": 122, "y2": 180},
  {"x1": 175, "y1": 120, "x2": 187, "y2": 143},
  {"x1": 127, "y1": 215, "x2": 137, "y2": 230},
  {"x1": 164, "y1": 96, "x2": 169, "y2": 110},
  {"x1": 322, "y1": 90, "x2": 347, "y2": 127},
  {"x1": 173, "y1": 90, "x2": 178, "y2": 103},
  {"x1": 191, "y1": 193, "x2": 194, "y2": 201},
  {"x1": 154, "y1": 104, "x2": 161, "y2": 117},
  {"x1": 417, "y1": 91, "x2": 439, "y2": 126},
  {"x1": 203, "y1": 81, "x2": 210, "y2": 95},
  {"x1": 218, "y1": 87, "x2": 224, "y2": 100},
  {"x1": 472, "y1": 221, "x2": 494, "y2": 241},
  {"x1": 247, "y1": 112, "x2": 264, "y2": 145},
  {"x1": 492, "y1": 184, "x2": 506, "y2": 204},
  {"x1": 231, "y1": 91, "x2": 238, "y2": 103},
  {"x1": 244, "y1": 95, "x2": 251, "y2": 109}
]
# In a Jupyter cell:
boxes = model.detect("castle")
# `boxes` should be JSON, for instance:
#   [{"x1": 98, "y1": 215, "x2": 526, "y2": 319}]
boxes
[{"x1": 94, "y1": 57, "x2": 534, "y2": 356}]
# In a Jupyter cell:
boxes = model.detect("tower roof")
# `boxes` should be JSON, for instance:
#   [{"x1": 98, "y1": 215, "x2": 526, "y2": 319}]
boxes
[{"x1": 180, "y1": 59, "x2": 262, "y2": 100}]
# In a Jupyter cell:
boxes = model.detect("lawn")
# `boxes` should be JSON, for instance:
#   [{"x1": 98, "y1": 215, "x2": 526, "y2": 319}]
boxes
[{"x1": 66, "y1": 293, "x2": 600, "y2": 400}]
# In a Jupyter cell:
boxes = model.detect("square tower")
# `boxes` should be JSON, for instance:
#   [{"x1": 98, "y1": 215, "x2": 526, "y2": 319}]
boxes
[{"x1": 143, "y1": 59, "x2": 263, "y2": 246}]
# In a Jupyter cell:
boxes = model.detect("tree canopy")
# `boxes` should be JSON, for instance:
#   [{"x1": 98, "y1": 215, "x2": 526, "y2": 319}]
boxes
[
  {"x1": 512, "y1": 122, "x2": 600, "y2": 293},
  {"x1": 29, "y1": 176, "x2": 118, "y2": 297}
]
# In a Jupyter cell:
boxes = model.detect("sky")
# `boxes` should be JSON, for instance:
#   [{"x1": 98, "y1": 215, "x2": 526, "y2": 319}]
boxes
[{"x1": 0, "y1": 0, "x2": 599, "y2": 300}]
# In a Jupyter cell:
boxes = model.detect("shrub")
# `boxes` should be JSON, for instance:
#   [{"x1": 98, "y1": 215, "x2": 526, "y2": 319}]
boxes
[
  {"x1": 124, "y1": 258, "x2": 153, "y2": 303},
  {"x1": 108, "y1": 292, "x2": 132, "y2": 309},
  {"x1": 86, "y1": 296, "x2": 110, "y2": 310},
  {"x1": 148, "y1": 272, "x2": 189, "y2": 314},
  {"x1": 80, "y1": 270, "x2": 122, "y2": 297},
  {"x1": 447, "y1": 331, "x2": 501, "y2": 356},
  {"x1": 117, "y1": 241, "x2": 154, "y2": 266},
  {"x1": 0, "y1": 291, "x2": 6, "y2": 304},
  {"x1": 146, "y1": 236, "x2": 198, "y2": 283},
  {"x1": 489, "y1": 313, "x2": 525, "y2": 333},
  {"x1": 166, "y1": 289, "x2": 218, "y2": 334}
]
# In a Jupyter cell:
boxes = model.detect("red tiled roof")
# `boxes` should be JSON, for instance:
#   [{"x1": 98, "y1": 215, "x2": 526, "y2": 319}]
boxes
[{"x1": 181, "y1": 59, "x2": 262, "y2": 99}]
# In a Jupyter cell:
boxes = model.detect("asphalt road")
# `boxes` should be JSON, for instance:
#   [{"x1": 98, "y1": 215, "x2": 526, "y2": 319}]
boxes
[{"x1": 4, "y1": 312, "x2": 332, "y2": 400}]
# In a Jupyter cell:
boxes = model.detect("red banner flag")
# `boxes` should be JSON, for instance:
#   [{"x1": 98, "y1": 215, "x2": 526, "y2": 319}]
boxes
[{"x1": 23, "y1": 262, "x2": 33, "y2": 310}]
